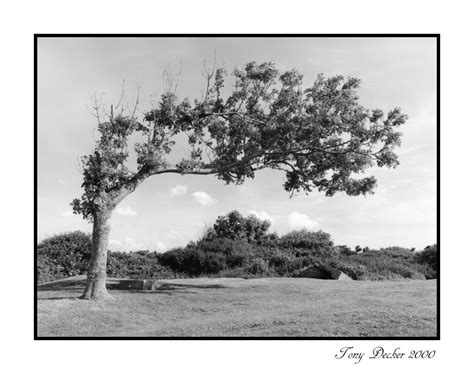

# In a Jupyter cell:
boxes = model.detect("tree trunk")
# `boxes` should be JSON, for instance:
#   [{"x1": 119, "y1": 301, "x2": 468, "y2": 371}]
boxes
[{"x1": 81, "y1": 210, "x2": 113, "y2": 301}]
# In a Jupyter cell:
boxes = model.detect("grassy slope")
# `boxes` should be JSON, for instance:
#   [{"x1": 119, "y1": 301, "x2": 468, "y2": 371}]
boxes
[{"x1": 37, "y1": 276, "x2": 437, "y2": 337}]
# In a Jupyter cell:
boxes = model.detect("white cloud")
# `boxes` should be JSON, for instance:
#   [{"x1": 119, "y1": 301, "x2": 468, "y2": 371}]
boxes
[
  {"x1": 62, "y1": 210, "x2": 73, "y2": 217},
  {"x1": 115, "y1": 206, "x2": 137, "y2": 216},
  {"x1": 125, "y1": 236, "x2": 145, "y2": 251},
  {"x1": 108, "y1": 239, "x2": 122, "y2": 249},
  {"x1": 156, "y1": 241, "x2": 167, "y2": 252},
  {"x1": 192, "y1": 191, "x2": 217, "y2": 206},
  {"x1": 166, "y1": 230, "x2": 183, "y2": 242},
  {"x1": 169, "y1": 184, "x2": 187, "y2": 197},
  {"x1": 288, "y1": 212, "x2": 320, "y2": 231},
  {"x1": 247, "y1": 210, "x2": 273, "y2": 223},
  {"x1": 57, "y1": 178, "x2": 66, "y2": 186}
]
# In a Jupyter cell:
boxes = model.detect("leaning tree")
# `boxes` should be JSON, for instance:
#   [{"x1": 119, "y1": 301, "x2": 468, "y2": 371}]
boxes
[{"x1": 72, "y1": 61, "x2": 407, "y2": 300}]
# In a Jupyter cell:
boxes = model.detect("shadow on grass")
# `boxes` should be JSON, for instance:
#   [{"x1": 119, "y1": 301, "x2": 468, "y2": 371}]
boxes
[
  {"x1": 38, "y1": 279, "x2": 86, "y2": 291},
  {"x1": 38, "y1": 296, "x2": 81, "y2": 301},
  {"x1": 118, "y1": 283, "x2": 226, "y2": 296},
  {"x1": 38, "y1": 278, "x2": 226, "y2": 299}
]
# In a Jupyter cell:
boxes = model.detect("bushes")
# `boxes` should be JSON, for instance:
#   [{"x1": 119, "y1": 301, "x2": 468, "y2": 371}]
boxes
[
  {"x1": 158, "y1": 245, "x2": 227, "y2": 276},
  {"x1": 37, "y1": 231, "x2": 91, "y2": 283},
  {"x1": 37, "y1": 233, "x2": 177, "y2": 283},
  {"x1": 206, "y1": 210, "x2": 271, "y2": 243},
  {"x1": 331, "y1": 247, "x2": 435, "y2": 280},
  {"x1": 247, "y1": 258, "x2": 270, "y2": 275},
  {"x1": 415, "y1": 245, "x2": 437, "y2": 279},
  {"x1": 37, "y1": 225, "x2": 438, "y2": 281},
  {"x1": 279, "y1": 229, "x2": 336, "y2": 259},
  {"x1": 159, "y1": 239, "x2": 260, "y2": 276},
  {"x1": 107, "y1": 251, "x2": 177, "y2": 279}
]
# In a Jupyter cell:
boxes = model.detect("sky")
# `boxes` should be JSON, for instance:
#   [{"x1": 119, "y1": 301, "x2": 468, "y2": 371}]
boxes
[{"x1": 37, "y1": 37, "x2": 437, "y2": 252}]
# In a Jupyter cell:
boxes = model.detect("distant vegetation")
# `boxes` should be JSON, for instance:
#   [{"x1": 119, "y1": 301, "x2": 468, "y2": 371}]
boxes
[{"x1": 37, "y1": 211, "x2": 438, "y2": 284}]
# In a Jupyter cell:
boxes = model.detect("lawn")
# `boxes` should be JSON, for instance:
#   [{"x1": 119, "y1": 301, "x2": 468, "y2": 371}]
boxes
[{"x1": 37, "y1": 276, "x2": 437, "y2": 337}]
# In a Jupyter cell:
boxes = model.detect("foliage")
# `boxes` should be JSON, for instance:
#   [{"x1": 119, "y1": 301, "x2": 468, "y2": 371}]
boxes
[
  {"x1": 37, "y1": 231, "x2": 92, "y2": 283},
  {"x1": 205, "y1": 210, "x2": 271, "y2": 243},
  {"x1": 159, "y1": 245, "x2": 226, "y2": 276},
  {"x1": 69, "y1": 61, "x2": 407, "y2": 297},
  {"x1": 332, "y1": 246, "x2": 437, "y2": 280},
  {"x1": 107, "y1": 251, "x2": 178, "y2": 279},
  {"x1": 279, "y1": 229, "x2": 336, "y2": 258},
  {"x1": 415, "y1": 244, "x2": 438, "y2": 279},
  {"x1": 37, "y1": 230, "x2": 437, "y2": 282},
  {"x1": 72, "y1": 61, "x2": 407, "y2": 222}
]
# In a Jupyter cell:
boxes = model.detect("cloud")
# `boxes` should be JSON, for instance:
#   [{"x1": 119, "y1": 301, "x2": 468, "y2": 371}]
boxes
[
  {"x1": 166, "y1": 230, "x2": 183, "y2": 242},
  {"x1": 288, "y1": 212, "x2": 320, "y2": 231},
  {"x1": 57, "y1": 178, "x2": 66, "y2": 186},
  {"x1": 169, "y1": 184, "x2": 187, "y2": 197},
  {"x1": 125, "y1": 236, "x2": 145, "y2": 251},
  {"x1": 247, "y1": 209, "x2": 273, "y2": 223},
  {"x1": 192, "y1": 191, "x2": 217, "y2": 206},
  {"x1": 108, "y1": 239, "x2": 122, "y2": 249},
  {"x1": 62, "y1": 210, "x2": 73, "y2": 217},
  {"x1": 115, "y1": 206, "x2": 137, "y2": 216},
  {"x1": 156, "y1": 241, "x2": 167, "y2": 252}
]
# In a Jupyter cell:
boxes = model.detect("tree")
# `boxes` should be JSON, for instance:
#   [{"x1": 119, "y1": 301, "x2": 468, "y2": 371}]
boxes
[
  {"x1": 206, "y1": 210, "x2": 271, "y2": 243},
  {"x1": 72, "y1": 61, "x2": 407, "y2": 300}
]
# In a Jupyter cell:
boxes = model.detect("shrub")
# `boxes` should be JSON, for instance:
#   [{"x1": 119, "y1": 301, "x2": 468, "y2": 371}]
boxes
[
  {"x1": 416, "y1": 244, "x2": 437, "y2": 278},
  {"x1": 333, "y1": 247, "x2": 428, "y2": 280},
  {"x1": 268, "y1": 253, "x2": 292, "y2": 275},
  {"x1": 207, "y1": 210, "x2": 271, "y2": 243},
  {"x1": 158, "y1": 246, "x2": 227, "y2": 276},
  {"x1": 279, "y1": 229, "x2": 335, "y2": 258},
  {"x1": 37, "y1": 231, "x2": 91, "y2": 283},
  {"x1": 107, "y1": 251, "x2": 177, "y2": 279},
  {"x1": 247, "y1": 258, "x2": 270, "y2": 276},
  {"x1": 37, "y1": 228, "x2": 438, "y2": 282}
]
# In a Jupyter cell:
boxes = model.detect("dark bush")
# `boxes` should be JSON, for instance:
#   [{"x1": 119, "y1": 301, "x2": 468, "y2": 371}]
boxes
[
  {"x1": 268, "y1": 253, "x2": 292, "y2": 275},
  {"x1": 279, "y1": 229, "x2": 336, "y2": 259},
  {"x1": 37, "y1": 231, "x2": 92, "y2": 283},
  {"x1": 246, "y1": 258, "x2": 271, "y2": 276},
  {"x1": 158, "y1": 246, "x2": 227, "y2": 276},
  {"x1": 107, "y1": 251, "x2": 177, "y2": 279},
  {"x1": 207, "y1": 210, "x2": 271, "y2": 243},
  {"x1": 331, "y1": 247, "x2": 429, "y2": 280},
  {"x1": 37, "y1": 227, "x2": 438, "y2": 282},
  {"x1": 415, "y1": 244, "x2": 437, "y2": 279}
]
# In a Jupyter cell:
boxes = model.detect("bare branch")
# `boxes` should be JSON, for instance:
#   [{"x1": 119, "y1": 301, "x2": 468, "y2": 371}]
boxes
[
  {"x1": 130, "y1": 83, "x2": 141, "y2": 119},
  {"x1": 202, "y1": 52, "x2": 217, "y2": 100},
  {"x1": 114, "y1": 79, "x2": 126, "y2": 111}
]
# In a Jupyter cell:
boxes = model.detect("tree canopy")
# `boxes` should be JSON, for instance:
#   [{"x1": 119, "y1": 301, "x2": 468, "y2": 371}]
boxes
[
  {"x1": 72, "y1": 61, "x2": 407, "y2": 220},
  {"x1": 204, "y1": 210, "x2": 272, "y2": 243}
]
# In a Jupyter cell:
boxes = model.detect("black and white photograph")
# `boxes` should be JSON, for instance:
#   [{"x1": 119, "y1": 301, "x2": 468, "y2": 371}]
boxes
[
  {"x1": 35, "y1": 35, "x2": 438, "y2": 338},
  {"x1": 6, "y1": 0, "x2": 474, "y2": 373}
]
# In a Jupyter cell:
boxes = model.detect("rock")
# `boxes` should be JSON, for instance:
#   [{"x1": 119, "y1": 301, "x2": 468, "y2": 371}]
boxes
[
  {"x1": 111, "y1": 279, "x2": 146, "y2": 290},
  {"x1": 296, "y1": 265, "x2": 353, "y2": 280},
  {"x1": 143, "y1": 280, "x2": 154, "y2": 290}
]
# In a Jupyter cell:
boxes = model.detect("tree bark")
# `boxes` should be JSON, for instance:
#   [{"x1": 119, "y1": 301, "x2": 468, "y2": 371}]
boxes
[{"x1": 81, "y1": 210, "x2": 113, "y2": 301}]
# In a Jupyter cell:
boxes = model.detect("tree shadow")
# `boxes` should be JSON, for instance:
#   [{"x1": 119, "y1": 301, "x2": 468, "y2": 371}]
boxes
[
  {"x1": 157, "y1": 283, "x2": 226, "y2": 290},
  {"x1": 117, "y1": 282, "x2": 226, "y2": 295},
  {"x1": 37, "y1": 279, "x2": 226, "y2": 299},
  {"x1": 37, "y1": 296, "x2": 81, "y2": 301},
  {"x1": 37, "y1": 279, "x2": 86, "y2": 291}
]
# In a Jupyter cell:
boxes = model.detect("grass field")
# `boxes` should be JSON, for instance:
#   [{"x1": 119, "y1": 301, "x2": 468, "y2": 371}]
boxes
[{"x1": 37, "y1": 275, "x2": 437, "y2": 337}]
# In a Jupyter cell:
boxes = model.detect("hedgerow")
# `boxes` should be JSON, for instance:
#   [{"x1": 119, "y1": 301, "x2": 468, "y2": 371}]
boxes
[{"x1": 37, "y1": 212, "x2": 438, "y2": 282}]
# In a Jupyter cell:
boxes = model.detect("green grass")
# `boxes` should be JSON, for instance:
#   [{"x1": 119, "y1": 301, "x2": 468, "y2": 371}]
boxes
[{"x1": 37, "y1": 275, "x2": 437, "y2": 337}]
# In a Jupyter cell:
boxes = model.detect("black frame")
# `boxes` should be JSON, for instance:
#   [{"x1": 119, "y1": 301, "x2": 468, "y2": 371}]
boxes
[{"x1": 34, "y1": 34, "x2": 440, "y2": 340}]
